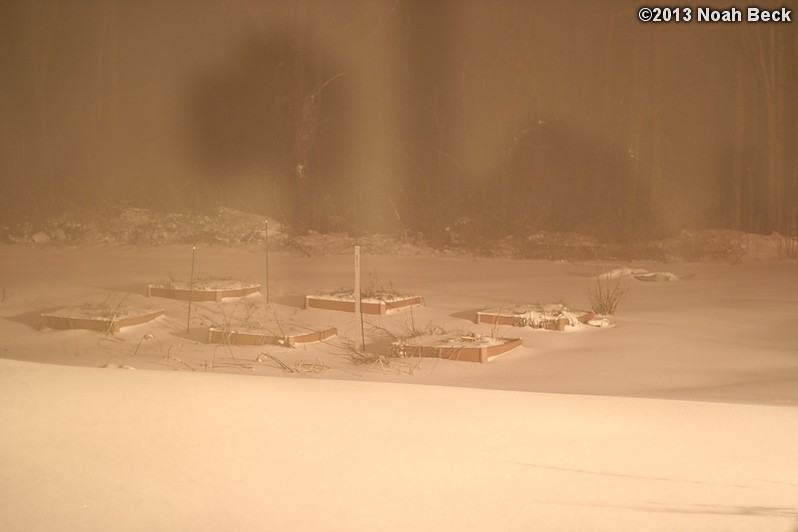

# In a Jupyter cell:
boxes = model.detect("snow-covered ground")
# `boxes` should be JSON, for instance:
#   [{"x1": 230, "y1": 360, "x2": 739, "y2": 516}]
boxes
[{"x1": 1, "y1": 242, "x2": 797, "y2": 531}]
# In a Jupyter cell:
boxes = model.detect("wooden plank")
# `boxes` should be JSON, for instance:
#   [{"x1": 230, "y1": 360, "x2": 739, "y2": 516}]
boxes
[
  {"x1": 147, "y1": 285, "x2": 260, "y2": 302},
  {"x1": 41, "y1": 309, "x2": 165, "y2": 333},
  {"x1": 305, "y1": 295, "x2": 422, "y2": 315},
  {"x1": 400, "y1": 337, "x2": 522, "y2": 364},
  {"x1": 207, "y1": 326, "x2": 337, "y2": 346}
]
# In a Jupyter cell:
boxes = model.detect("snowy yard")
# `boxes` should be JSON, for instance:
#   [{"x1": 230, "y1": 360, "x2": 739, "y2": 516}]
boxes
[
  {"x1": 3, "y1": 0, "x2": 796, "y2": 528},
  {"x1": 1, "y1": 243, "x2": 797, "y2": 531}
]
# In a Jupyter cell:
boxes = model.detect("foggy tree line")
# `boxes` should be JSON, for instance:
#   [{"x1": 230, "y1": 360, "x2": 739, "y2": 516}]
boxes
[{"x1": 0, "y1": 0, "x2": 795, "y2": 241}]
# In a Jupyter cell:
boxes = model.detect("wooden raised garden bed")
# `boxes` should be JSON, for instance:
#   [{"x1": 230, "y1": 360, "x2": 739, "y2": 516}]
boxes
[
  {"x1": 147, "y1": 280, "x2": 260, "y2": 302},
  {"x1": 476, "y1": 303, "x2": 596, "y2": 332},
  {"x1": 41, "y1": 307, "x2": 165, "y2": 334},
  {"x1": 305, "y1": 293, "x2": 424, "y2": 315},
  {"x1": 477, "y1": 304, "x2": 596, "y2": 332},
  {"x1": 207, "y1": 325, "x2": 337, "y2": 347},
  {"x1": 393, "y1": 334, "x2": 522, "y2": 364}
]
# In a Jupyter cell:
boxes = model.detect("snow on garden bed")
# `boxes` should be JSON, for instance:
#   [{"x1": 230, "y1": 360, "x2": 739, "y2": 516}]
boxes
[
  {"x1": 598, "y1": 267, "x2": 679, "y2": 282},
  {"x1": 477, "y1": 303, "x2": 609, "y2": 331},
  {"x1": 147, "y1": 278, "x2": 260, "y2": 302},
  {"x1": 41, "y1": 306, "x2": 165, "y2": 334},
  {"x1": 207, "y1": 325, "x2": 337, "y2": 347},
  {"x1": 305, "y1": 290, "x2": 424, "y2": 315},
  {"x1": 391, "y1": 333, "x2": 522, "y2": 363}
]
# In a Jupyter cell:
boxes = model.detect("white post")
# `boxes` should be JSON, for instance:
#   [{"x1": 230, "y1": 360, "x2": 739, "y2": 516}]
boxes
[
  {"x1": 187, "y1": 244, "x2": 196, "y2": 335},
  {"x1": 354, "y1": 245, "x2": 364, "y2": 351}
]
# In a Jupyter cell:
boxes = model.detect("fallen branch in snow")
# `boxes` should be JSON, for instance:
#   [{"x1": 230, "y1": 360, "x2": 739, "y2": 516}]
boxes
[
  {"x1": 342, "y1": 343, "x2": 422, "y2": 377},
  {"x1": 295, "y1": 360, "x2": 331, "y2": 374},
  {"x1": 202, "y1": 360, "x2": 255, "y2": 371},
  {"x1": 256, "y1": 353, "x2": 330, "y2": 374},
  {"x1": 171, "y1": 357, "x2": 196, "y2": 371},
  {"x1": 257, "y1": 352, "x2": 292, "y2": 372},
  {"x1": 163, "y1": 344, "x2": 183, "y2": 362},
  {"x1": 133, "y1": 333, "x2": 156, "y2": 356},
  {"x1": 356, "y1": 354, "x2": 402, "y2": 377}
]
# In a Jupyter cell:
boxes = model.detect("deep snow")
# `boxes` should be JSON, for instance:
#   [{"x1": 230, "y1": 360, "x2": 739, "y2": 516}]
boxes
[{"x1": 1, "y1": 243, "x2": 797, "y2": 531}]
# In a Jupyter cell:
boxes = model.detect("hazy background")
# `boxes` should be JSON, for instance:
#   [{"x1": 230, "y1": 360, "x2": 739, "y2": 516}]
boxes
[{"x1": 1, "y1": 0, "x2": 795, "y2": 242}]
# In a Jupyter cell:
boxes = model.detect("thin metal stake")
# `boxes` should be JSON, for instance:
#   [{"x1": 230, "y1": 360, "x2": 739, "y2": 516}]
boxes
[
  {"x1": 354, "y1": 245, "x2": 365, "y2": 352},
  {"x1": 186, "y1": 244, "x2": 196, "y2": 335},
  {"x1": 265, "y1": 220, "x2": 270, "y2": 304}
]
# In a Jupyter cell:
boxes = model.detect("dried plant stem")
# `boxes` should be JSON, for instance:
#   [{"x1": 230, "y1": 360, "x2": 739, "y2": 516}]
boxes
[
  {"x1": 588, "y1": 275, "x2": 627, "y2": 316},
  {"x1": 133, "y1": 333, "x2": 155, "y2": 356},
  {"x1": 172, "y1": 357, "x2": 196, "y2": 371},
  {"x1": 256, "y1": 353, "x2": 330, "y2": 374}
]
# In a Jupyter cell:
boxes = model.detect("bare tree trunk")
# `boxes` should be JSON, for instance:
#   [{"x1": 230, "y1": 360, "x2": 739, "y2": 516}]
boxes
[
  {"x1": 91, "y1": 0, "x2": 118, "y2": 208},
  {"x1": 649, "y1": 28, "x2": 663, "y2": 217},
  {"x1": 626, "y1": 24, "x2": 646, "y2": 239},
  {"x1": 290, "y1": 1, "x2": 344, "y2": 233},
  {"x1": 791, "y1": 28, "x2": 798, "y2": 236},
  {"x1": 291, "y1": 0, "x2": 314, "y2": 233},
  {"x1": 31, "y1": 1, "x2": 59, "y2": 215},
  {"x1": 754, "y1": 24, "x2": 782, "y2": 232},
  {"x1": 730, "y1": 59, "x2": 745, "y2": 230}
]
